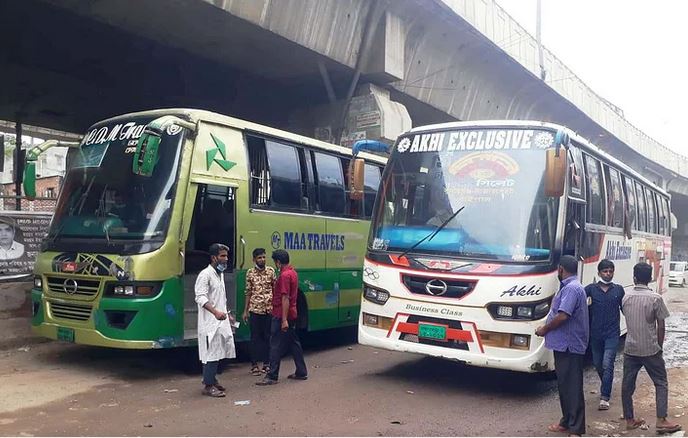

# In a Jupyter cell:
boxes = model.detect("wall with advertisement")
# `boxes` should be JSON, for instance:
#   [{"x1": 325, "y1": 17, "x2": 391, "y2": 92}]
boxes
[{"x1": 0, "y1": 211, "x2": 52, "y2": 280}]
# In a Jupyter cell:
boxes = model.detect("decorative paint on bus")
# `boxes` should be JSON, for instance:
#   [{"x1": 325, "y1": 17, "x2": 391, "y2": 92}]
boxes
[
  {"x1": 29, "y1": 109, "x2": 386, "y2": 349},
  {"x1": 359, "y1": 120, "x2": 671, "y2": 373}
]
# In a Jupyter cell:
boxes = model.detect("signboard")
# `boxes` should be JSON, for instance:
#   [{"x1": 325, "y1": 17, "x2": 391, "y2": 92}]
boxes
[{"x1": 0, "y1": 211, "x2": 52, "y2": 279}]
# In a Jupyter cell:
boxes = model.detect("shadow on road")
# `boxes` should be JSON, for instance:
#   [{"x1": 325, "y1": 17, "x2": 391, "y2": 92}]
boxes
[
  {"x1": 24, "y1": 325, "x2": 359, "y2": 380},
  {"x1": 369, "y1": 355, "x2": 558, "y2": 396}
]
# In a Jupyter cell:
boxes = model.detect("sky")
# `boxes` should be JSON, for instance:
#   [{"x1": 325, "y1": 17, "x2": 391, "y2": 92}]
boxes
[{"x1": 495, "y1": 0, "x2": 688, "y2": 157}]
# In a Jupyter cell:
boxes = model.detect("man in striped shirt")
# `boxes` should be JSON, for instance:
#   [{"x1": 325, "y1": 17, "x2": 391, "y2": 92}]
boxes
[{"x1": 621, "y1": 262, "x2": 681, "y2": 434}]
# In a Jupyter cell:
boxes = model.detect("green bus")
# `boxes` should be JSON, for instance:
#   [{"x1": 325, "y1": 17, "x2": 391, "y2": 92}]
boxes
[{"x1": 25, "y1": 109, "x2": 386, "y2": 349}]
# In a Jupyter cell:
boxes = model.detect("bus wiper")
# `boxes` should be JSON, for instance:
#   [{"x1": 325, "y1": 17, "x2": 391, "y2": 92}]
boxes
[{"x1": 398, "y1": 206, "x2": 465, "y2": 260}]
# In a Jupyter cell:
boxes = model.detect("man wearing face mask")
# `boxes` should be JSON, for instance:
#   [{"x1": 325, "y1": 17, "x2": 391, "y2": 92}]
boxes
[
  {"x1": 194, "y1": 243, "x2": 236, "y2": 397},
  {"x1": 584, "y1": 259, "x2": 625, "y2": 411},
  {"x1": 536, "y1": 255, "x2": 589, "y2": 437}
]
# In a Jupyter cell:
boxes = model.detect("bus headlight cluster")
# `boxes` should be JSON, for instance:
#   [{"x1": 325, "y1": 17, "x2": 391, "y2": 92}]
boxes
[
  {"x1": 489, "y1": 298, "x2": 551, "y2": 321},
  {"x1": 113, "y1": 285, "x2": 135, "y2": 296},
  {"x1": 106, "y1": 282, "x2": 160, "y2": 298},
  {"x1": 363, "y1": 284, "x2": 390, "y2": 305},
  {"x1": 33, "y1": 276, "x2": 42, "y2": 289}
]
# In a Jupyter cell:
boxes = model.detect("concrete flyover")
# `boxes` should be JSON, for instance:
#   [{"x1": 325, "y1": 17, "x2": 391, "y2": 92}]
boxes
[{"x1": 1, "y1": 0, "x2": 687, "y2": 252}]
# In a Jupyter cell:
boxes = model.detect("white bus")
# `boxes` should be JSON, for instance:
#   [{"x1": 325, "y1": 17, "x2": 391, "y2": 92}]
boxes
[{"x1": 358, "y1": 121, "x2": 671, "y2": 373}]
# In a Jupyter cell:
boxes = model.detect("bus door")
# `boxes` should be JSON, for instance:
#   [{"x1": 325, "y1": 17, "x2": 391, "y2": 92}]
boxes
[
  {"x1": 564, "y1": 146, "x2": 587, "y2": 279},
  {"x1": 182, "y1": 183, "x2": 238, "y2": 340}
]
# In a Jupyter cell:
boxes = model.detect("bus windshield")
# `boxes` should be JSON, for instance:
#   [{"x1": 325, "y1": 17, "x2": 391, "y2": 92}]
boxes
[
  {"x1": 46, "y1": 116, "x2": 184, "y2": 249},
  {"x1": 370, "y1": 127, "x2": 560, "y2": 262}
]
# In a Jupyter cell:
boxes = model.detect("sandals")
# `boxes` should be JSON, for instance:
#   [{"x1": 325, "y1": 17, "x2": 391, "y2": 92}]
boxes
[
  {"x1": 626, "y1": 419, "x2": 646, "y2": 430},
  {"x1": 202, "y1": 386, "x2": 226, "y2": 397},
  {"x1": 656, "y1": 423, "x2": 682, "y2": 434},
  {"x1": 548, "y1": 424, "x2": 568, "y2": 433}
]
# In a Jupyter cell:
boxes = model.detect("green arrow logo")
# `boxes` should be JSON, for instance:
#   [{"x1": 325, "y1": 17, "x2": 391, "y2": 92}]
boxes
[{"x1": 206, "y1": 133, "x2": 237, "y2": 171}]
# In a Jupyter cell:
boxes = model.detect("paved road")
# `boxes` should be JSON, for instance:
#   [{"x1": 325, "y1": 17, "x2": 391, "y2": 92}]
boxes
[{"x1": 0, "y1": 288, "x2": 686, "y2": 436}]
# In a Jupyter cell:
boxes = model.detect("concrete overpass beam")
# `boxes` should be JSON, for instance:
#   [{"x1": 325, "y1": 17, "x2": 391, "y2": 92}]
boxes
[{"x1": 363, "y1": 10, "x2": 406, "y2": 83}]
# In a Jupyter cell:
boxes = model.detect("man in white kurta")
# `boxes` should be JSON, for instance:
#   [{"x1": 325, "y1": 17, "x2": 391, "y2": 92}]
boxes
[{"x1": 195, "y1": 243, "x2": 236, "y2": 397}]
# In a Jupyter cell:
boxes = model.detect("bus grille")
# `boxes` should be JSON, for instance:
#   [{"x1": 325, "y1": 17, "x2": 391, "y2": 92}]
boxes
[
  {"x1": 50, "y1": 302, "x2": 92, "y2": 322},
  {"x1": 46, "y1": 277, "x2": 100, "y2": 298},
  {"x1": 401, "y1": 275, "x2": 476, "y2": 299}
]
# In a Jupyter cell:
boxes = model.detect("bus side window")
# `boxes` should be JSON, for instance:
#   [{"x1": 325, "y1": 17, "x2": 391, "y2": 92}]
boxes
[
  {"x1": 247, "y1": 135, "x2": 304, "y2": 211},
  {"x1": 635, "y1": 181, "x2": 648, "y2": 232},
  {"x1": 265, "y1": 140, "x2": 303, "y2": 210},
  {"x1": 567, "y1": 146, "x2": 585, "y2": 198},
  {"x1": 622, "y1": 174, "x2": 638, "y2": 232},
  {"x1": 583, "y1": 154, "x2": 605, "y2": 225},
  {"x1": 663, "y1": 198, "x2": 671, "y2": 236},
  {"x1": 313, "y1": 151, "x2": 346, "y2": 215},
  {"x1": 248, "y1": 135, "x2": 270, "y2": 206},
  {"x1": 604, "y1": 166, "x2": 624, "y2": 228},
  {"x1": 646, "y1": 188, "x2": 657, "y2": 234},
  {"x1": 656, "y1": 192, "x2": 667, "y2": 236}
]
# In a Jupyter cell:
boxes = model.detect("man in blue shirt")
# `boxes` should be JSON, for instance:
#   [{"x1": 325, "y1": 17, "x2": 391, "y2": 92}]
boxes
[
  {"x1": 585, "y1": 259, "x2": 624, "y2": 411},
  {"x1": 536, "y1": 255, "x2": 589, "y2": 437}
]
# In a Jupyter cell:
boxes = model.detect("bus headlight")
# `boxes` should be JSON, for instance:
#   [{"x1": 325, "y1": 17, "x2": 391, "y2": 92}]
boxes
[
  {"x1": 363, "y1": 285, "x2": 390, "y2": 305},
  {"x1": 106, "y1": 282, "x2": 162, "y2": 298},
  {"x1": 516, "y1": 306, "x2": 533, "y2": 318},
  {"x1": 488, "y1": 298, "x2": 552, "y2": 321},
  {"x1": 33, "y1": 276, "x2": 42, "y2": 289}
]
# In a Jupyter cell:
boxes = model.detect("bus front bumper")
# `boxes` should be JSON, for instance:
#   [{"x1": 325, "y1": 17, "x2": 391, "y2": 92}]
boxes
[
  {"x1": 358, "y1": 322, "x2": 554, "y2": 373},
  {"x1": 32, "y1": 322, "x2": 158, "y2": 349}
]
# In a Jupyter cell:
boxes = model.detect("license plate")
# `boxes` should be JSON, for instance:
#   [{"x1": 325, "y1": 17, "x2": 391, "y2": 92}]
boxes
[
  {"x1": 418, "y1": 323, "x2": 447, "y2": 340},
  {"x1": 57, "y1": 327, "x2": 75, "y2": 343}
]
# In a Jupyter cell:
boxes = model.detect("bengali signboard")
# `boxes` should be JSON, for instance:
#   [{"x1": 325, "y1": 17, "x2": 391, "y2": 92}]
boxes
[{"x1": 0, "y1": 211, "x2": 52, "y2": 280}]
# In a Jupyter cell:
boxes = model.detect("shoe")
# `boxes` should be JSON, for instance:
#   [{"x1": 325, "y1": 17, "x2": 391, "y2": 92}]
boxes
[
  {"x1": 287, "y1": 374, "x2": 308, "y2": 380},
  {"x1": 214, "y1": 383, "x2": 226, "y2": 392},
  {"x1": 598, "y1": 399, "x2": 610, "y2": 410},
  {"x1": 250, "y1": 365, "x2": 262, "y2": 376},
  {"x1": 202, "y1": 386, "x2": 226, "y2": 397},
  {"x1": 255, "y1": 377, "x2": 278, "y2": 386}
]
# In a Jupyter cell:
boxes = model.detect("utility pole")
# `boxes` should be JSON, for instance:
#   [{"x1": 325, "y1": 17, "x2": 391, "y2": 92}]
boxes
[
  {"x1": 14, "y1": 119, "x2": 22, "y2": 211},
  {"x1": 536, "y1": 0, "x2": 546, "y2": 80}
]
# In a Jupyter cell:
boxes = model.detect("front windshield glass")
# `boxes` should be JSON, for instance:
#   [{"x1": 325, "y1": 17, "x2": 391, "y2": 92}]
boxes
[
  {"x1": 670, "y1": 263, "x2": 685, "y2": 271},
  {"x1": 370, "y1": 127, "x2": 560, "y2": 262},
  {"x1": 48, "y1": 116, "x2": 184, "y2": 245}
]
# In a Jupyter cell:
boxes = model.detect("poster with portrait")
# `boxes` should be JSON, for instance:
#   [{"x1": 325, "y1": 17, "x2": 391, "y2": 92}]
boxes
[{"x1": 0, "y1": 212, "x2": 52, "y2": 279}]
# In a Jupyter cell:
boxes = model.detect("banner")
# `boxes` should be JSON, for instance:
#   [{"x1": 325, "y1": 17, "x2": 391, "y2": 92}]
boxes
[{"x1": 0, "y1": 211, "x2": 52, "y2": 280}]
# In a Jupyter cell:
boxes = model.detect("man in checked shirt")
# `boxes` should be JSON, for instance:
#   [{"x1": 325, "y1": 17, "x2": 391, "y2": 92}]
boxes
[
  {"x1": 242, "y1": 248, "x2": 276, "y2": 376},
  {"x1": 621, "y1": 262, "x2": 681, "y2": 434}
]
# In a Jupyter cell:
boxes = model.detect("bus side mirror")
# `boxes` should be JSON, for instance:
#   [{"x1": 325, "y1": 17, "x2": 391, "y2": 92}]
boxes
[
  {"x1": 349, "y1": 158, "x2": 365, "y2": 200},
  {"x1": 23, "y1": 160, "x2": 37, "y2": 200},
  {"x1": 132, "y1": 116, "x2": 196, "y2": 177},
  {"x1": 545, "y1": 148, "x2": 566, "y2": 197},
  {"x1": 132, "y1": 130, "x2": 162, "y2": 177}
]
